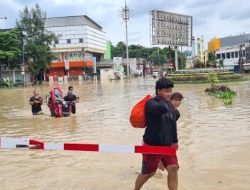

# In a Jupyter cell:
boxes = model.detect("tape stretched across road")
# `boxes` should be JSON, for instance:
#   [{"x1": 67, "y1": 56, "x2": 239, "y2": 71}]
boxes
[{"x1": 0, "y1": 137, "x2": 176, "y2": 155}]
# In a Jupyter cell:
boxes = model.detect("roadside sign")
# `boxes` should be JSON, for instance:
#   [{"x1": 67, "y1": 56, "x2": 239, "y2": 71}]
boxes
[
  {"x1": 64, "y1": 60, "x2": 69, "y2": 70},
  {"x1": 166, "y1": 63, "x2": 174, "y2": 68}
]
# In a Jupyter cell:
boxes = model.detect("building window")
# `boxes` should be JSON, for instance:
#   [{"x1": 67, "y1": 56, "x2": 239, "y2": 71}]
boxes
[
  {"x1": 79, "y1": 38, "x2": 83, "y2": 43},
  {"x1": 226, "y1": 52, "x2": 230, "y2": 59},
  {"x1": 216, "y1": 54, "x2": 221, "y2": 59},
  {"x1": 231, "y1": 52, "x2": 234, "y2": 58},
  {"x1": 243, "y1": 50, "x2": 245, "y2": 57},
  {"x1": 235, "y1": 51, "x2": 238, "y2": 58},
  {"x1": 67, "y1": 39, "x2": 71, "y2": 44},
  {"x1": 222, "y1": 53, "x2": 225, "y2": 59},
  {"x1": 55, "y1": 39, "x2": 59, "y2": 44}
]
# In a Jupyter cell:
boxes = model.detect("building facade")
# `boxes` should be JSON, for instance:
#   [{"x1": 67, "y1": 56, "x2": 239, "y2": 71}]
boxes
[
  {"x1": 208, "y1": 34, "x2": 250, "y2": 71},
  {"x1": 45, "y1": 15, "x2": 107, "y2": 77}
]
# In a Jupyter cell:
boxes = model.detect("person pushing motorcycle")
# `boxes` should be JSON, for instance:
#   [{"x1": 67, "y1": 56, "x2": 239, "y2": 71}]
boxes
[{"x1": 63, "y1": 86, "x2": 79, "y2": 114}]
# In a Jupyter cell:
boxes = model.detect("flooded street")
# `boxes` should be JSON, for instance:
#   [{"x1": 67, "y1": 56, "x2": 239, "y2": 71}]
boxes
[{"x1": 0, "y1": 78, "x2": 250, "y2": 190}]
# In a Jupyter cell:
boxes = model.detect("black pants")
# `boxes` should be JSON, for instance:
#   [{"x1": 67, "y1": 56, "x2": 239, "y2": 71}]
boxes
[{"x1": 71, "y1": 103, "x2": 76, "y2": 114}]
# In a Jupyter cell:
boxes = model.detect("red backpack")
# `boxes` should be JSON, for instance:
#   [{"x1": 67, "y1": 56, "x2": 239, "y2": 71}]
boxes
[{"x1": 130, "y1": 95, "x2": 151, "y2": 128}]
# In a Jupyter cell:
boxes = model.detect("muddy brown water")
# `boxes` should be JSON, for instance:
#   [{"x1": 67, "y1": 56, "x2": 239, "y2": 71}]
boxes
[{"x1": 0, "y1": 78, "x2": 250, "y2": 190}]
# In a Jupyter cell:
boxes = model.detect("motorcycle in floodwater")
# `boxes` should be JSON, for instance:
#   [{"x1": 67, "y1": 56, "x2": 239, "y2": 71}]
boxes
[{"x1": 46, "y1": 87, "x2": 71, "y2": 117}]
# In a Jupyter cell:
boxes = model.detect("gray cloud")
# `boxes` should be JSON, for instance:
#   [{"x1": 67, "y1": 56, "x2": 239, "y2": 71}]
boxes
[
  {"x1": 129, "y1": 0, "x2": 182, "y2": 18},
  {"x1": 220, "y1": 8, "x2": 250, "y2": 20},
  {"x1": 185, "y1": 0, "x2": 225, "y2": 9},
  {"x1": 1, "y1": 0, "x2": 250, "y2": 47}
]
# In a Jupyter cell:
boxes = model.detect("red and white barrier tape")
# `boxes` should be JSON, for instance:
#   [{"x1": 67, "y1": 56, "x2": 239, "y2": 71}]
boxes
[{"x1": 0, "y1": 137, "x2": 176, "y2": 155}]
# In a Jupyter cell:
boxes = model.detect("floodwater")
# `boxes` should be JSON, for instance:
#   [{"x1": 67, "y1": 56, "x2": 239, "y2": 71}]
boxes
[{"x1": 0, "y1": 78, "x2": 250, "y2": 190}]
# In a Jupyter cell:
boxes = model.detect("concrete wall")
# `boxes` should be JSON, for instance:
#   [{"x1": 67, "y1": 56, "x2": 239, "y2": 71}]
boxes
[{"x1": 100, "y1": 68, "x2": 113, "y2": 80}]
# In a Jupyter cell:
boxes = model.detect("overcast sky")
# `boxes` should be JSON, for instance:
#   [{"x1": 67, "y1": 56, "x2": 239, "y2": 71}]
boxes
[{"x1": 1, "y1": 0, "x2": 250, "y2": 49}]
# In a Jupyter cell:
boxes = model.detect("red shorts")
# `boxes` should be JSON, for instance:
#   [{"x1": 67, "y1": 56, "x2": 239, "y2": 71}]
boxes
[{"x1": 141, "y1": 152, "x2": 178, "y2": 174}]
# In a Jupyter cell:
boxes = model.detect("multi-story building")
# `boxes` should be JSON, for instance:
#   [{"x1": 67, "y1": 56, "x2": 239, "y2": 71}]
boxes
[
  {"x1": 208, "y1": 34, "x2": 250, "y2": 71},
  {"x1": 45, "y1": 15, "x2": 107, "y2": 77},
  {"x1": 197, "y1": 36, "x2": 206, "y2": 62}
]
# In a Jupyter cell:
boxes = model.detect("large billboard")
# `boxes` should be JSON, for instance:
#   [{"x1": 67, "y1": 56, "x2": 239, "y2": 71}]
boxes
[{"x1": 150, "y1": 10, "x2": 192, "y2": 47}]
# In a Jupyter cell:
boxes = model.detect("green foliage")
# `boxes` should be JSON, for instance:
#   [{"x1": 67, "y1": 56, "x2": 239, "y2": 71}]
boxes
[
  {"x1": 16, "y1": 4, "x2": 57, "y2": 76},
  {"x1": 207, "y1": 73, "x2": 219, "y2": 84},
  {"x1": 0, "y1": 29, "x2": 22, "y2": 68},
  {"x1": 207, "y1": 52, "x2": 216, "y2": 64},
  {"x1": 178, "y1": 51, "x2": 186, "y2": 70},
  {"x1": 205, "y1": 84, "x2": 237, "y2": 105},
  {"x1": 193, "y1": 58, "x2": 204, "y2": 68},
  {"x1": 168, "y1": 71, "x2": 243, "y2": 83},
  {"x1": 219, "y1": 59, "x2": 224, "y2": 68},
  {"x1": 111, "y1": 42, "x2": 186, "y2": 68},
  {"x1": 0, "y1": 79, "x2": 14, "y2": 88},
  {"x1": 111, "y1": 42, "x2": 126, "y2": 58}
]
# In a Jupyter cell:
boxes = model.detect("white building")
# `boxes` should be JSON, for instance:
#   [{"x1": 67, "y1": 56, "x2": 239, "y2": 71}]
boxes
[
  {"x1": 215, "y1": 43, "x2": 250, "y2": 71},
  {"x1": 209, "y1": 33, "x2": 250, "y2": 71},
  {"x1": 215, "y1": 45, "x2": 244, "y2": 70},
  {"x1": 45, "y1": 15, "x2": 106, "y2": 62},
  {"x1": 44, "y1": 15, "x2": 107, "y2": 77},
  {"x1": 197, "y1": 35, "x2": 205, "y2": 61}
]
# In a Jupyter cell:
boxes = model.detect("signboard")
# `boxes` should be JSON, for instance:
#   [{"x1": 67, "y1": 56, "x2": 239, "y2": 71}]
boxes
[
  {"x1": 83, "y1": 52, "x2": 93, "y2": 61},
  {"x1": 92, "y1": 57, "x2": 97, "y2": 74},
  {"x1": 150, "y1": 10, "x2": 192, "y2": 46},
  {"x1": 128, "y1": 58, "x2": 136, "y2": 74},
  {"x1": 113, "y1": 57, "x2": 124, "y2": 76},
  {"x1": 64, "y1": 60, "x2": 69, "y2": 70},
  {"x1": 166, "y1": 63, "x2": 174, "y2": 68}
]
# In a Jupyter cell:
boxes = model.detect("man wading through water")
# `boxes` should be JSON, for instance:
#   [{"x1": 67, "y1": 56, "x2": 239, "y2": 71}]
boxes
[
  {"x1": 29, "y1": 89, "x2": 43, "y2": 115},
  {"x1": 134, "y1": 78, "x2": 179, "y2": 190}
]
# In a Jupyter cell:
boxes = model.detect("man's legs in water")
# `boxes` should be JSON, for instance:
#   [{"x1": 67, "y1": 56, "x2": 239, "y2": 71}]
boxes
[
  {"x1": 166, "y1": 165, "x2": 178, "y2": 190},
  {"x1": 134, "y1": 172, "x2": 155, "y2": 190}
]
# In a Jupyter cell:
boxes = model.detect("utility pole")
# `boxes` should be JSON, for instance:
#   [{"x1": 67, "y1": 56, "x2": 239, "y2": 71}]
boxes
[
  {"x1": 122, "y1": 0, "x2": 130, "y2": 77},
  {"x1": 157, "y1": 47, "x2": 160, "y2": 64},
  {"x1": 22, "y1": 31, "x2": 27, "y2": 86},
  {"x1": 174, "y1": 46, "x2": 178, "y2": 71},
  {"x1": 239, "y1": 44, "x2": 244, "y2": 73}
]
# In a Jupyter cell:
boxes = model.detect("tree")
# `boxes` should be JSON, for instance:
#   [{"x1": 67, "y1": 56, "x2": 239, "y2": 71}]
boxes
[
  {"x1": 16, "y1": 4, "x2": 57, "y2": 84},
  {"x1": 148, "y1": 48, "x2": 160, "y2": 65},
  {"x1": 112, "y1": 41, "x2": 126, "y2": 58},
  {"x1": 178, "y1": 52, "x2": 186, "y2": 70},
  {"x1": 0, "y1": 29, "x2": 22, "y2": 80},
  {"x1": 207, "y1": 52, "x2": 216, "y2": 67},
  {"x1": 129, "y1": 44, "x2": 145, "y2": 58},
  {"x1": 111, "y1": 42, "x2": 184, "y2": 68},
  {"x1": 219, "y1": 59, "x2": 224, "y2": 68}
]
